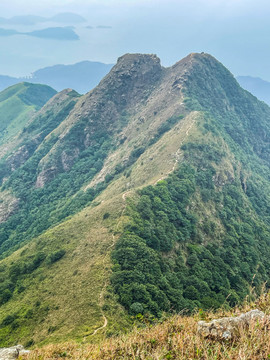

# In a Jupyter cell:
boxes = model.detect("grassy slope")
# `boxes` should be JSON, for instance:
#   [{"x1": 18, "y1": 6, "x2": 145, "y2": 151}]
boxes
[
  {"x1": 0, "y1": 82, "x2": 56, "y2": 156},
  {"x1": 21, "y1": 292, "x2": 270, "y2": 360},
  {"x1": 1, "y1": 100, "x2": 269, "y2": 347},
  {"x1": 0, "y1": 108, "x2": 250, "y2": 346},
  {"x1": 0, "y1": 53, "x2": 270, "y2": 352},
  {"x1": 0, "y1": 193, "x2": 128, "y2": 346},
  {"x1": 0, "y1": 111, "x2": 200, "y2": 347}
]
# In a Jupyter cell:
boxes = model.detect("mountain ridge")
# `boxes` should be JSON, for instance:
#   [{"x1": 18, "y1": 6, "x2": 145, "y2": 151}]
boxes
[
  {"x1": 0, "y1": 52, "x2": 269, "y2": 347},
  {"x1": 0, "y1": 82, "x2": 56, "y2": 156}
]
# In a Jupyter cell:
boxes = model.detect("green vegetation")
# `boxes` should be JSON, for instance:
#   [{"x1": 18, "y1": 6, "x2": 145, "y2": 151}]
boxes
[
  {"x1": 112, "y1": 134, "x2": 270, "y2": 314},
  {"x1": 111, "y1": 54, "x2": 270, "y2": 316},
  {"x1": 0, "y1": 52, "x2": 270, "y2": 348},
  {"x1": 0, "y1": 130, "x2": 111, "y2": 254},
  {"x1": 0, "y1": 194, "x2": 129, "y2": 347},
  {"x1": 24, "y1": 293, "x2": 270, "y2": 360},
  {"x1": 0, "y1": 82, "x2": 56, "y2": 145}
]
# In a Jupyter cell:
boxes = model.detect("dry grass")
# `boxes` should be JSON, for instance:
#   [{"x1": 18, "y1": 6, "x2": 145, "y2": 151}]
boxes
[
  {"x1": 22, "y1": 293, "x2": 270, "y2": 360},
  {"x1": 0, "y1": 194, "x2": 129, "y2": 346}
]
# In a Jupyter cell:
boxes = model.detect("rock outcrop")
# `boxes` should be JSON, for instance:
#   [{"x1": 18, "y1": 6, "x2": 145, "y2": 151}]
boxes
[
  {"x1": 198, "y1": 309, "x2": 269, "y2": 340},
  {"x1": 0, "y1": 345, "x2": 30, "y2": 360},
  {"x1": 35, "y1": 166, "x2": 58, "y2": 188},
  {"x1": 0, "y1": 191, "x2": 19, "y2": 224}
]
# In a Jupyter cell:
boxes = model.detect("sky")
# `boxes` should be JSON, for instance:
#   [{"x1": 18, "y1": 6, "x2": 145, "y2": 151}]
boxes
[{"x1": 0, "y1": 0, "x2": 270, "y2": 80}]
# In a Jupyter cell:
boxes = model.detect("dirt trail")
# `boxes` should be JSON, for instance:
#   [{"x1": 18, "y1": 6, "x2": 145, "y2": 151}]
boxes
[
  {"x1": 88, "y1": 234, "x2": 115, "y2": 337},
  {"x1": 86, "y1": 115, "x2": 196, "y2": 337},
  {"x1": 154, "y1": 116, "x2": 196, "y2": 185},
  {"x1": 86, "y1": 192, "x2": 129, "y2": 338}
]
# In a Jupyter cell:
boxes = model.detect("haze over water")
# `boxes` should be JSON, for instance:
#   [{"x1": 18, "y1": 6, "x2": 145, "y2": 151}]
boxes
[{"x1": 0, "y1": 0, "x2": 270, "y2": 80}]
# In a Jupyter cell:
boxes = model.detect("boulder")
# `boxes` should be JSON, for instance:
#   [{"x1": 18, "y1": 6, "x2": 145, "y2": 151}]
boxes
[
  {"x1": 0, "y1": 345, "x2": 30, "y2": 360},
  {"x1": 198, "y1": 309, "x2": 269, "y2": 340}
]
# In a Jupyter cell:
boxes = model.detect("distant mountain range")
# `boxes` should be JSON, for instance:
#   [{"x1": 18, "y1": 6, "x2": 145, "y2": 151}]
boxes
[
  {"x1": 0, "y1": 26, "x2": 79, "y2": 41},
  {"x1": 0, "y1": 61, "x2": 114, "y2": 94},
  {"x1": 0, "y1": 13, "x2": 86, "y2": 26},
  {"x1": 237, "y1": 76, "x2": 270, "y2": 105}
]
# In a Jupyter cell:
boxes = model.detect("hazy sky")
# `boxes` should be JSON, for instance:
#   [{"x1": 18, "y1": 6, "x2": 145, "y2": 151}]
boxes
[{"x1": 0, "y1": 0, "x2": 270, "y2": 80}]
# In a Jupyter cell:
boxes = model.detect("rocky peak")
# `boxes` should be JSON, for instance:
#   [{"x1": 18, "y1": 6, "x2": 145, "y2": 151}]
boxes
[
  {"x1": 171, "y1": 52, "x2": 233, "y2": 83},
  {"x1": 114, "y1": 53, "x2": 161, "y2": 75},
  {"x1": 173, "y1": 52, "x2": 223, "y2": 70},
  {"x1": 170, "y1": 52, "x2": 243, "y2": 115},
  {"x1": 92, "y1": 53, "x2": 163, "y2": 109}
]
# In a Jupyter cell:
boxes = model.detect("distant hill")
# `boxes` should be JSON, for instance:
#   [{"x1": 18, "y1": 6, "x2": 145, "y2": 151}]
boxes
[
  {"x1": 0, "y1": 15, "x2": 46, "y2": 26},
  {"x1": 0, "y1": 75, "x2": 18, "y2": 90},
  {"x1": 237, "y1": 75, "x2": 270, "y2": 105},
  {"x1": 27, "y1": 27, "x2": 79, "y2": 41},
  {"x1": 0, "y1": 13, "x2": 86, "y2": 26},
  {"x1": 0, "y1": 61, "x2": 114, "y2": 94},
  {"x1": 0, "y1": 82, "x2": 56, "y2": 151},
  {"x1": 0, "y1": 26, "x2": 79, "y2": 41}
]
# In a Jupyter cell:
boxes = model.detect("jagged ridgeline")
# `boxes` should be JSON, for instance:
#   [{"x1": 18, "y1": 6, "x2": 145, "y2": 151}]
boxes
[{"x1": 0, "y1": 53, "x2": 270, "y2": 346}]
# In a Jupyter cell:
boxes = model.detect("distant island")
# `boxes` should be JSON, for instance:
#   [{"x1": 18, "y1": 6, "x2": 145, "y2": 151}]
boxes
[
  {"x1": 0, "y1": 13, "x2": 86, "y2": 26},
  {"x1": 0, "y1": 61, "x2": 114, "y2": 93},
  {"x1": 0, "y1": 27, "x2": 79, "y2": 41},
  {"x1": 28, "y1": 27, "x2": 79, "y2": 40}
]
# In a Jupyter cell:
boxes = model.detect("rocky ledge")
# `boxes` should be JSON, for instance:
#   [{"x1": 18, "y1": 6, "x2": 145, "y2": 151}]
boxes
[
  {"x1": 0, "y1": 345, "x2": 30, "y2": 360},
  {"x1": 198, "y1": 309, "x2": 270, "y2": 340}
]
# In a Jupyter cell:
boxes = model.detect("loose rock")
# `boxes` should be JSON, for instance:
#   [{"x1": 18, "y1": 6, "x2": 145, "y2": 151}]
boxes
[
  {"x1": 0, "y1": 345, "x2": 30, "y2": 360},
  {"x1": 198, "y1": 309, "x2": 269, "y2": 340}
]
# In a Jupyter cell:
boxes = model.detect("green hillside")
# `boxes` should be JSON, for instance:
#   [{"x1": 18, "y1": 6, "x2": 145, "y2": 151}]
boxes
[
  {"x1": 0, "y1": 53, "x2": 269, "y2": 348},
  {"x1": 0, "y1": 82, "x2": 56, "y2": 154},
  {"x1": 112, "y1": 54, "x2": 270, "y2": 315}
]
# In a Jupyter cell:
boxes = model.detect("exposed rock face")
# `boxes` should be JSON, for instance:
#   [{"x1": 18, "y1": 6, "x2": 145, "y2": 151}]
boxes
[
  {"x1": 35, "y1": 166, "x2": 58, "y2": 188},
  {"x1": 213, "y1": 169, "x2": 235, "y2": 187},
  {"x1": 99, "y1": 53, "x2": 163, "y2": 109},
  {"x1": 33, "y1": 53, "x2": 164, "y2": 187},
  {"x1": 61, "y1": 148, "x2": 80, "y2": 171},
  {"x1": 198, "y1": 309, "x2": 269, "y2": 340},
  {"x1": 0, "y1": 345, "x2": 30, "y2": 360},
  {"x1": 0, "y1": 191, "x2": 19, "y2": 224},
  {"x1": 5, "y1": 135, "x2": 42, "y2": 175},
  {"x1": 6, "y1": 145, "x2": 30, "y2": 172}
]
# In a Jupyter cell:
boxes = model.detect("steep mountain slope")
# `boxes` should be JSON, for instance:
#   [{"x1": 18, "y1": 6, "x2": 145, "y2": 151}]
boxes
[
  {"x1": 25, "y1": 293, "x2": 270, "y2": 360},
  {"x1": 237, "y1": 75, "x2": 270, "y2": 105},
  {"x1": 0, "y1": 61, "x2": 114, "y2": 93},
  {"x1": 0, "y1": 83, "x2": 56, "y2": 144},
  {"x1": 0, "y1": 53, "x2": 270, "y2": 347},
  {"x1": 0, "y1": 82, "x2": 56, "y2": 155},
  {"x1": 0, "y1": 88, "x2": 81, "y2": 252},
  {"x1": 111, "y1": 53, "x2": 270, "y2": 315}
]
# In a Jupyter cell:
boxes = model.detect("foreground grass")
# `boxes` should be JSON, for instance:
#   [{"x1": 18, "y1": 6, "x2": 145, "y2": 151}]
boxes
[{"x1": 21, "y1": 293, "x2": 270, "y2": 360}]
